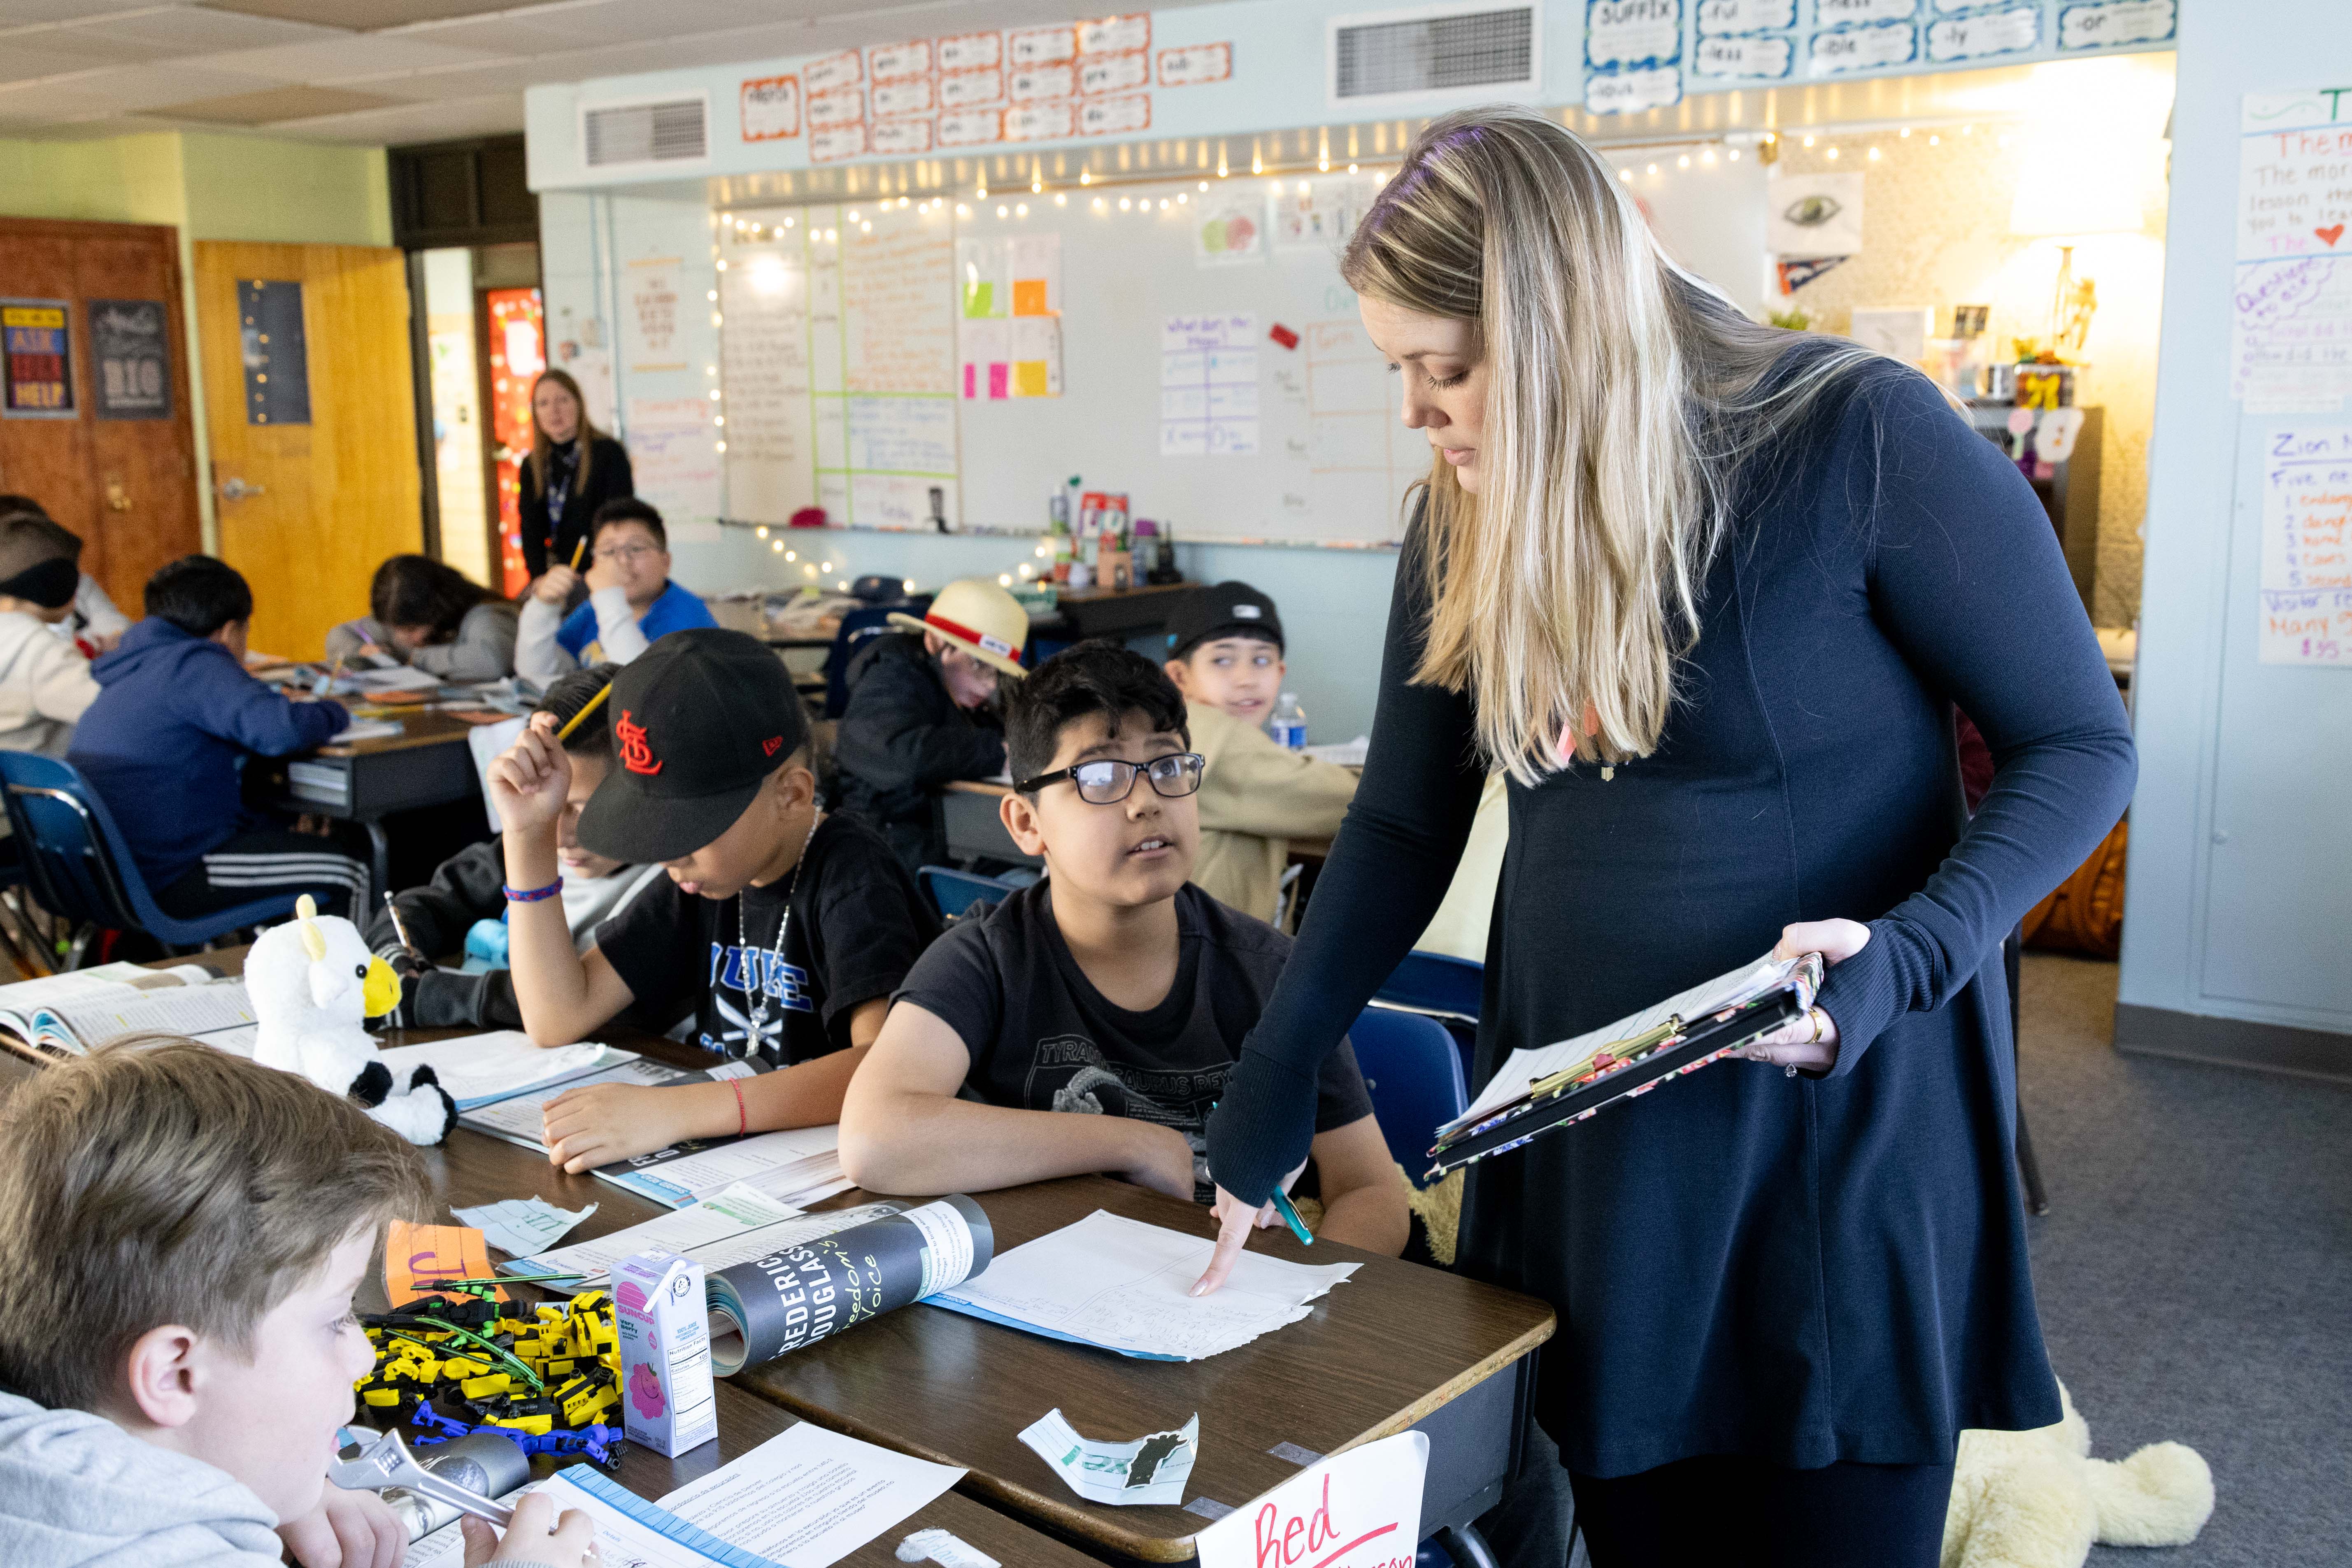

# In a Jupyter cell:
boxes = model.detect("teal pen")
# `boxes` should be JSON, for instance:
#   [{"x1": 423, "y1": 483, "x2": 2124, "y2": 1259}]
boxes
[{"x1": 1269, "y1": 1187, "x2": 1314, "y2": 1246}]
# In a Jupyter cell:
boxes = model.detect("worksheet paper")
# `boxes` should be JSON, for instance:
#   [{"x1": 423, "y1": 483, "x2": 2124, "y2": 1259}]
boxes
[
  {"x1": 451, "y1": 1196, "x2": 598, "y2": 1258},
  {"x1": 593, "y1": 1124, "x2": 843, "y2": 1208},
  {"x1": 929, "y1": 1210, "x2": 1359, "y2": 1361},
  {"x1": 655, "y1": 1421, "x2": 965, "y2": 1568},
  {"x1": 510, "y1": 1189, "x2": 899, "y2": 1285},
  {"x1": 372, "y1": 1034, "x2": 616, "y2": 1111},
  {"x1": 26, "y1": 978, "x2": 256, "y2": 1056}
]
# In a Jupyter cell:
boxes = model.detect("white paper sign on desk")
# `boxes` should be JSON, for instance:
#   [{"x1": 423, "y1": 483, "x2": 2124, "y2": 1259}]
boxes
[{"x1": 1193, "y1": 1431, "x2": 1429, "y2": 1568}]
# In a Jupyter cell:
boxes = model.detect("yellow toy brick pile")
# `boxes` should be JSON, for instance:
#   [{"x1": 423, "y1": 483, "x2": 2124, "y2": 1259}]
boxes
[{"x1": 357, "y1": 1283, "x2": 620, "y2": 1438}]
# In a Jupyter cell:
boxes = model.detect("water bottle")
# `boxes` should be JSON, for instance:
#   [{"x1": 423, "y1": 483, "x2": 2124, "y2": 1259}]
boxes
[{"x1": 1269, "y1": 692, "x2": 1308, "y2": 751}]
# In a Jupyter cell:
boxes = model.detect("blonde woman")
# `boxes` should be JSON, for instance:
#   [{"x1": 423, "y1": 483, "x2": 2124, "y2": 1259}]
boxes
[
  {"x1": 519, "y1": 368, "x2": 634, "y2": 581},
  {"x1": 1198, "y1": 109, "x2": 2136, "y2": 1565}
]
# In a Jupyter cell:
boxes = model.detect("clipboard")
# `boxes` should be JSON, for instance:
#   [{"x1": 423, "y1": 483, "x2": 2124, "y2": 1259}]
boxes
[{"x1": 1425, "y1": 954, "x2": 1821, "y2": 1179}]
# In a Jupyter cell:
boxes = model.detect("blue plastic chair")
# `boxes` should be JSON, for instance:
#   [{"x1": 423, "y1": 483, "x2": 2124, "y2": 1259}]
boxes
[
  {"x1": 823, "y1": 597, "x2": 931, "y2": 718},
  {"x1": 0, "y1": 751, "x2": 308, "y2": 958},
  {"x1": 1375, "y1": 949, "x2": 1484, "y2": 1081},
  {"x1": 1348, "y1": 1006, "x2": 1469, "y2": 1189},
  {"x1": 916, "y1": 863, "x2": 1019, "y2": 921}
]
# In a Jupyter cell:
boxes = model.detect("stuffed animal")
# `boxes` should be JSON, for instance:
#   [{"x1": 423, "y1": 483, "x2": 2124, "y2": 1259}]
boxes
[
  {"x1": 250, "y1": 895, "x2": 456, "y2": 1146},
  {"x1": 1941, "y1": 1380, "x2": 2214, "y2": 1568}
]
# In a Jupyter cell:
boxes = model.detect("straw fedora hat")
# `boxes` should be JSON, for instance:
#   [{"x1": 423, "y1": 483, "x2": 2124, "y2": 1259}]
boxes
[{"x1": 889, "y1": 578, "x2": 1030, "y2": 678}]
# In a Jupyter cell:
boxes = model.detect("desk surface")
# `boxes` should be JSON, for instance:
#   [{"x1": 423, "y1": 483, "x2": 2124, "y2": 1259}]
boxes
[
  {"x1": 316, "y1": 709, "x2": 486, "y2": 757},
  {"x1": 0, "y1": 955, "x2": 1554, "y2": 1565}
]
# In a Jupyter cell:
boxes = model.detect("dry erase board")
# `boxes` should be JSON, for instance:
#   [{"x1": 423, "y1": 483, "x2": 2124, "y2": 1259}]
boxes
[
  {"x1": 712, "y1": 176, "x2": 1417, "y2": 547},
  {"x1": 711, "y1": 156, "x2": 1766, "y2": 549}
]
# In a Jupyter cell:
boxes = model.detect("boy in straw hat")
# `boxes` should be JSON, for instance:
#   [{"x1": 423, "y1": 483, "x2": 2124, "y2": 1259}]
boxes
[{"x1": 835, "y1": 577, "x2": 1029, "y2": 874}]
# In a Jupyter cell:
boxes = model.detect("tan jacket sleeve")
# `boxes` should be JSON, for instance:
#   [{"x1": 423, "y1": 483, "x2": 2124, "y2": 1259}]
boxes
[
  {"x1": 1189, "y1": 701, "x2": 1358, "y2": 839},
  {"x1": 27, "y1": 631, "x2": 100, "y2": 724}
]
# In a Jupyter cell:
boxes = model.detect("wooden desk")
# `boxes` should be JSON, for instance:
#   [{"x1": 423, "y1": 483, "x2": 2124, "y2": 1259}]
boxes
[
  {"x1": 2, "y1": 959, "x2": 1554, "y2": 1566},
  {"x1": 250, "y1": 710, "x2": 485, "y2": 894}
]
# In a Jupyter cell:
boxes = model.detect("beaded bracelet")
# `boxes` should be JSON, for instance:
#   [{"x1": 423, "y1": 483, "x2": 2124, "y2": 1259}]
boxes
[{"x1": 503, "y1": 878, "x2": 563, "y2": 904}]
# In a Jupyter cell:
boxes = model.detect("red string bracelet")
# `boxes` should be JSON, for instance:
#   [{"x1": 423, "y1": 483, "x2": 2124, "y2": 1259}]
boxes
[{"x1": 730, "y1": 1076, "x2": 747, "y2": 1138}]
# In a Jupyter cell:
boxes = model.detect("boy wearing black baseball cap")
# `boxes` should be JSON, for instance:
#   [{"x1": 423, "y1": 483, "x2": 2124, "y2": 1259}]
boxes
[
  {"x1": 1161, "y1": 582, "x2": 1356, "y2": 925},
  {"x1": 487, "y1": 627, "x2": 938, "y2": 1172}
]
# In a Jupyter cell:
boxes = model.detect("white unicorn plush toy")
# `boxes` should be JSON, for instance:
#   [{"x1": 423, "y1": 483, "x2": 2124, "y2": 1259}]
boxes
[{"x1": 249, "y1": 894, "x2": 456, "y2": 1145}]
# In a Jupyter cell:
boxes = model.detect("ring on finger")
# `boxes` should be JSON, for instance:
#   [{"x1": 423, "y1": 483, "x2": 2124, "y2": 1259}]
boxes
[{"x1": 1805, "y1": 1006, "x2": 1825, "y2": 1045}]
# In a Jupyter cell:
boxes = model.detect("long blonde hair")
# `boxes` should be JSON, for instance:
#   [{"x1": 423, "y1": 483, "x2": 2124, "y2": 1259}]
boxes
[
  {"x1": 528, "y1": 368, "x2": 606, "y2": 499},
  {"x1": 1342, "y1": 107, "x2": 1881, "y2": 782}
]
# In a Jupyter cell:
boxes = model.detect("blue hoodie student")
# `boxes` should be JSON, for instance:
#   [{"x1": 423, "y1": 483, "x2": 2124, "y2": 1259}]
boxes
[{"x1": 70, "y1": 568, "x2": 347, "y2": 894}]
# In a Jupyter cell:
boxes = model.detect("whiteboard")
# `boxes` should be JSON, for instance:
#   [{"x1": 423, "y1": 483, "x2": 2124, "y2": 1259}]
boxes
[
  {"x1": 714, "y1": 175, "x2": 1421, "y2": 547},
  {"x1": 712, "y1": 162, "x2": 1768, "y2": 548}
]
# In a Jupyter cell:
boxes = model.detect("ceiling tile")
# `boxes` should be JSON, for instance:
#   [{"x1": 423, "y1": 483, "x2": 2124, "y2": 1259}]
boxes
[
  {"x1": 198, "y1": 0, "x2": 538, "y2": 28},
  {"x1": 154, "y1": 80, "x2": 406, "y2": 121},
  {"x1": 0, "y1": 1, "x2": 165, "y2": 22},
  {"x1": 0, "y1": 41, "x2": 107, "y2": 81},
  {"x1": 200, "y1": 33, "x2": 510, "y2": 82},
  {"x1": 59, "y1": 5, "x2": 339, "y2": 51},
  {"x1": 0, "y1": 59, "x2": 279, "y2": 114}
]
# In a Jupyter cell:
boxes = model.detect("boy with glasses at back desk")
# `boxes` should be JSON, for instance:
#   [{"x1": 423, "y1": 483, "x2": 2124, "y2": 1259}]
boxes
[
  {"x1": 840, "y1": 642, "x2": 1408, "y2": 1256},
  {"x1": 516, "y1": 498, "x2": 717, "y2": 683}
]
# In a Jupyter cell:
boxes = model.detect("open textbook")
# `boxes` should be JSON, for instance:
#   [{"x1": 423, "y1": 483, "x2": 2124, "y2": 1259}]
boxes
[
  {"x1": 0, "y1": 965, "x2": 257, "y2": 1057},
  {"x1": 459, "y1": 1056, "x2": 851, "y2": 1210}
]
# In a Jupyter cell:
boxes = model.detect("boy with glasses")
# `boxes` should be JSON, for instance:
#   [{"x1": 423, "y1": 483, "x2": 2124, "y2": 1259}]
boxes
[
  {"x1": 840, "y1": 643, "x2": 1407, "y2": 1256},
  {"x1": 516, "y1": 498, "x2": 717, "y2": 682}
]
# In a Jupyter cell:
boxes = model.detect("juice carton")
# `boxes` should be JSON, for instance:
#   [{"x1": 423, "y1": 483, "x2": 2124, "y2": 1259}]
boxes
[{"x1": 612, "y1": 1248, "x2": 716, "y2": 1457}]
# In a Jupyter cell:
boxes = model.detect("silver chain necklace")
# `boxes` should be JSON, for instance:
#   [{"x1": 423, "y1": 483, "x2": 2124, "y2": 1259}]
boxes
[{"x1": 738, "y1": 811, "x2": 823, "y2": 1050}]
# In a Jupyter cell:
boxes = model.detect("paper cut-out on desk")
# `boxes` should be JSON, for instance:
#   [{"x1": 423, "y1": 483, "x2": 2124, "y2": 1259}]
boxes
[
  {"x1": 1019, "y1": 1408, "x2": 1200, "y2": 1508},
  {"x1": 896, "y1": 1526, "x2": 1000, "y2": 1568},
  {"x1": 451, "y1": 1196, "x2": 597, "y2": 1257},
  {"x1": 385, "y1": 1221, "x2": 503, "y2": 1305}
]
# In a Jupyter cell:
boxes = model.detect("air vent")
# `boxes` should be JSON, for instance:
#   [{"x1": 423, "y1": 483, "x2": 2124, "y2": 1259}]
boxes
[
  {"x1": 1329, "y1": 3, "x2": 1540, "y2": 107},
  {"x1": 582, "y1": 95, "x2": 709, "y2": 170}
]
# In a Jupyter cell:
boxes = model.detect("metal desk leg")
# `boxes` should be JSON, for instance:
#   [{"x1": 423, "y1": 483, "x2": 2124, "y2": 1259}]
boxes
[
  {"x1": 363, "y1": 818, "x2": 391, "y2": 907},
  {"x1": 1434, "y1": 1524, "x2": 1502, "y2": 1568}
]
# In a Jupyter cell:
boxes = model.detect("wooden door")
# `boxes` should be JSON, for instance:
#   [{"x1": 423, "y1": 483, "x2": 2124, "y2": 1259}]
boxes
[
  {"x1": 0, "y1": 218, "x2": 202, "y2": 613},
  {"x1": 194, "y1": 241, "x2": 421, "y2": 660}
]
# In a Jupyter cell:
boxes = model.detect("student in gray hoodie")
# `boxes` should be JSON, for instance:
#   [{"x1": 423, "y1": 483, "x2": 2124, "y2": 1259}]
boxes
[{"x1": 0, "y1": 1039, "x2": 595, "y2": 1568}]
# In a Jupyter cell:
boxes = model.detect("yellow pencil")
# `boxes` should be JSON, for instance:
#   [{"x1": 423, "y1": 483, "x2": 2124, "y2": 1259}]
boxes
[
  {"x1": 568, "y1": 536, "x2": 587, "y2": 570},
  {"x1": 554, "y1": 681, "x2": 611, "y2": 743}
]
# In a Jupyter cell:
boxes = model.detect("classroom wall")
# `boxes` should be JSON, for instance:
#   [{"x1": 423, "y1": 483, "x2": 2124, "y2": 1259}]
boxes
[
  {"x1": 0, "y1": 130, "x2": 393, "y2": 549},
  {"x1": 1766, "y1": 52, "x2": 2174, "y2": 629},
  {"x1": 2118, "y1": 8, "x2": 2352, "y2": 1065}
]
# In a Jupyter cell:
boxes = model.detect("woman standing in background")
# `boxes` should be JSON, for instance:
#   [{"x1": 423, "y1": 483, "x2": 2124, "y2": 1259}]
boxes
[
  {"x1": 1199, "y1": 108, "x2": 2136, "y2": 1566},
  {"x1": 518, "y1": 369, "x2": 633, "y2": 581}
]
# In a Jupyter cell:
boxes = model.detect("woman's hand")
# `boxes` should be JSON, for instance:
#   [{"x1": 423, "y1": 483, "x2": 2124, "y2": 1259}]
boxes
[
  {"x1": 1735, "y1": 918, "x2": 1872, "y2": 1072},
  {"x1": 534, "y1": 564, "x2": 581, "y2": 606},
  {"x1": 487, "y1": 712, "x2": 572, "y2": 838},
  {"x1": 1193, "y1": 1157, "x2": 1310, "y2": 1297},
  {"x1": 462, "y1": 1492, "x2": 596, "y2": 1567}
]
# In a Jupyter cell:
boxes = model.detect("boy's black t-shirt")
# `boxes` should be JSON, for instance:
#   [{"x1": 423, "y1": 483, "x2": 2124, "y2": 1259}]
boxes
[
  {"x1": 892, "y1": 881, "x2": 1374, "y2": 1201},
  {"x1": 595, "y1": 813, "x2": 940, "y2": 1063}
]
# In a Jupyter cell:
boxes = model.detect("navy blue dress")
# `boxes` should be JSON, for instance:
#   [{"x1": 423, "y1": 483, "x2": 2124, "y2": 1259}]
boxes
[{"x1": 1204, "y1": 357, "x2": 2137, "y2": 1477}]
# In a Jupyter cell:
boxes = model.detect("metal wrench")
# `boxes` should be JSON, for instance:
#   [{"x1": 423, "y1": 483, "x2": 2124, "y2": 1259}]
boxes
[{"x1": 328, "y1": 1427, "x2": 516, "y2": 1527}]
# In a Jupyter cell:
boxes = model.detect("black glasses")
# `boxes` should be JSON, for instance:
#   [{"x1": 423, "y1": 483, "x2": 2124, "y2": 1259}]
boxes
[{"x1": 1016, "y1": 753, "x2": 1205, "y2": 803}]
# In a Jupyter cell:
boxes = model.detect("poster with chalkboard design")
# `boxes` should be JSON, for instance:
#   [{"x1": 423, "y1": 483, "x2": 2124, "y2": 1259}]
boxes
[
  {"x1": 88, "y1": 299, "x2": 172, "y2": 421},
  {"x1": 2, "y1": 299, "x2": 75, "y2": 419},
  {"x1": 237, "y1": 279, "x2": 310, "y2": 426}
]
